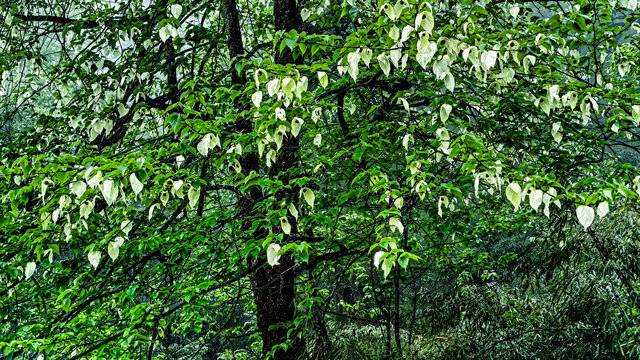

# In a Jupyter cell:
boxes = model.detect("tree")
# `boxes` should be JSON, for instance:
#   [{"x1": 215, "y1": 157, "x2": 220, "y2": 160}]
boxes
[{"x1": 1, "y1": 0, "x2": 640, "y2": 358}]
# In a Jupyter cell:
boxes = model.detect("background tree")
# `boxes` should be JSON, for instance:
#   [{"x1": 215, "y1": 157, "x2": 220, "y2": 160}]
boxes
[{"x1": 1, "y1": 0, "x2": 640, "y2": 359}]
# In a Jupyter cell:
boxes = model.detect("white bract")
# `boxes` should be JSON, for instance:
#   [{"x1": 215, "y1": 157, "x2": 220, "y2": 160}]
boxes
[{"x1": 576, "y1": 205, "x2": 595, "y2": 230}]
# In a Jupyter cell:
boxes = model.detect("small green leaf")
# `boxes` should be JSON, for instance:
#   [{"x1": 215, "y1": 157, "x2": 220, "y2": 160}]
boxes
[{"x1": 285, "y1": 36, "x2": 299, "y2": 50}]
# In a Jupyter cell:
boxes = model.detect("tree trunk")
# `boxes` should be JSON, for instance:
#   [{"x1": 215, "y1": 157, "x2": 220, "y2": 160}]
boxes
[
  {"x1": 250, "y1": 0, "x2": 303, "y2": 357},
  {"x1": 221, "y1": 0, "x2": 304, "y2": 358}
]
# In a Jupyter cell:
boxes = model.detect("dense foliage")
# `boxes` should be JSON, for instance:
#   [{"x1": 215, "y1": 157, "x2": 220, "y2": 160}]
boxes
[{"x1": 1, "y1": 0, "x2": 640, "y2": 358}]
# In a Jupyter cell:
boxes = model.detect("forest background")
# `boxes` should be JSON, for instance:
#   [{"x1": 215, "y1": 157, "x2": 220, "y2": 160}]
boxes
[{"x1": 1, "y1": 0, "x2": 640, "y2": 359}]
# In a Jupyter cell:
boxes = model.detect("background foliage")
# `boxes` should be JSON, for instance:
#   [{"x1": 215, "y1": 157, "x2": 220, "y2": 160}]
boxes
[{"x1": 1, "y1": 0, "x2": 640, "y2": 359}]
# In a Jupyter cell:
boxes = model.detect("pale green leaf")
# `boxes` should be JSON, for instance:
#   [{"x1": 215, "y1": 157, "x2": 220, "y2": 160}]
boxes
[
  {"x1": 148, "y1": 204, "x2": 157, "y2": 220},
  {"x1": 252, "y1": 91, "x2": 262, "y2": 108},
  {"x1": 130, "y1": 173, "x2": 143, "y2": 195},
  {"x1": 301, "y1": 188, "x2": 315, "y2": 208},
  {"x1": 267, "y1": 243, "x2": 281, "y2": 266},
  {"x1": 289, "y1": 203, "x2": 299, "y2": 220},
  {"x1": 576, "y1": 205, "x2": 595, "y2": 230},
  {"x1": 506, "y1": 183, "x2": 522, "y2": 211},
  {"x1": 318, "y1": 71, "x2": 328, "y2": 88},
  {"x1": 440, "y1": 104, "x2": 452, "y2": 123},
  {"x1": 380, "y1": 3, "x2": 396, "y2": 20},
  {"x1": 117, "y1": 103, "x2": 127, "y2": 117},
  {"x1": 401, "y1": 25, "x2": 413, "y2": 42},
  {"x1": 632, "y1": 105, "x2": 640, "y2": 125},
  {"x1": 388, "y1": 26, "x2": 400, "y2": 42},
  {"x1": 88, "y1": 251, "x2": 101, "y2": 269},
  {"x1": 291, "y1": 117, "x2": 304, "y2": 137},
  {"x1": 188, "y1": 186, "x2": 200, "y2": 208},
  {"x1": 402, "y1": 134, "x2": 414, "y2": 150},
  {"x1": 160, "y1": 191, "x2": 169, "y2": 207},
  {"x1": 361, "y1": 48, "x2": 373, "y2": 66},
  {"x1": 41, "y1": 178, "x2": 53, "y2": 203},
  {"x1": 529, "y1": 188, "x2": 543, "y2": 212},
  {"x1": 373, "y1": 251, "x2": 384, "y2": 268},
  {"x1": 267, "y1": 78, "x2": 280, "y2": 97},
  {"x1": 170, "y1": 4, "x2": 182, "y2": 18},
  {"x1": 274, "y1": 129, "x2": 284, "y2": 150},
  {"x1": 597, "y1": 201, "x2": 609, "y2": 219},
  {"x1": 282, "y1": 77, "x2": 295, "y2": 99},
  {"x1": 481, "y1": 50, "x2": 498, "y2": 70},
  {"x1": 301, "y1": 8, "x2": 311, "y2": 21},
  {"x1": 71, "y1": 181, "x2": 87, "y2": 198},
  {"x1": 107, "y1": 238, "x2": 124, "y2": 261},
  {"x1": 25, "y1": 262, "x2": 36, "y2": 279},
  {"x1": 377, "y1": 54, "x2": 391, "y2": 76},
  {"x1": 444, "y1": 73, "x2": 455, "y2": 92},
  {"x1": 382, "y1": 257, "x2": 393, "y2": 278},
  {"x1": 389, "y1": 217, "x2": 404, "y2": 234},
  {"x1": 280, "y1": 217, "x2": 291, "y2": 235}
]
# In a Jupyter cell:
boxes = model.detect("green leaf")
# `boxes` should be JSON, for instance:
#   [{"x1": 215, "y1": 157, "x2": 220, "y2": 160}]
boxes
[{"x1": 285, "y1": 36, "x2": 299, "y2": 50}]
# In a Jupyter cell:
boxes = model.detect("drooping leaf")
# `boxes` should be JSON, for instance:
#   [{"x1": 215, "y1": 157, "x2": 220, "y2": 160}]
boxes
[
  {"x1": 506, "y1": 183, "x2": 522, "y2": 211},
  {"x1": 88, "y1": 251, "x2": 101, "y2": 269},
  {"x1": 576, "y1": 205, "x2": 595, "y2": 230},
  {"x1": 267, "y1": 243, "x2": 281, "y2": 266},
  {"x1": 130, "y1": 173, "x2": 143, "y2": 196},
  {"x1": 25, "y1": 262, "x2": 36, "y2": 279}
]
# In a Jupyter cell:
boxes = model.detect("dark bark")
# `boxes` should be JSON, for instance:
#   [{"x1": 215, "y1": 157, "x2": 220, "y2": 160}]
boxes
[
  {"x1": 250, "y1": 254, "x2": 301, "y2": 359},
  {"x1": 394, "y1": 264, "x2": 402, "y2": 356},
  {"x1": 251, "y1": 0, "x2": 304, "y2": 358},
  {"x1": 221, "y1": 0, "x2": 246, "y2": 84},
  {"x1": 273, "y1": 0, "x2": 303, "y2": 65},
  {"x1": 220, "y1": 0, "x2": 303, "y2": 358}
]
